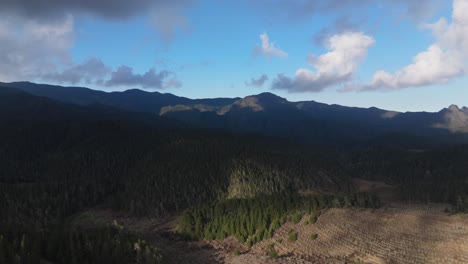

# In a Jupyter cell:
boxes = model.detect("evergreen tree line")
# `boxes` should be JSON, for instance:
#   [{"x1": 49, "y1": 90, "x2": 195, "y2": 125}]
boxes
[
  {"x1": 0, "y1": 121, "x2": 352, "y2": 225},
  {"x1": 0, "y1": 225, "x2": 162, "y2": 264},
  {"x1": 339, "y1": 145, "x2": 468, "y2": 212},
  {"x1": 177, "y1": 193, "x2": 379, "y2": 244}
]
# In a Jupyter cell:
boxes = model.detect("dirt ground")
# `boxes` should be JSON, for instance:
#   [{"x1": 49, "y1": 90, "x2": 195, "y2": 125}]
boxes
[
  {"x1": 352, "y1": 177, "x2": 400, "y2": 203},
  {"x1": 251, "y1": 204, "x2": 468, "y2": 264},
  {"x1": 73, "y1": 202, "x2": 468, "y2": 264}
]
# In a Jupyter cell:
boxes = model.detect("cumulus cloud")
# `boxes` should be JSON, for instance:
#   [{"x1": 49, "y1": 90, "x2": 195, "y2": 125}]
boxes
[
  {"x1": 0, "y1": 15, "x2": 74, "y2": 82},
  {"x1": 390, "y1": 0, "x2": 443, "y2": 22},
  {"x1": 0, "y1": 11, "x2": 180, "y2": 89},
  {"x1": 351, "y1": 0, "x2": 468, "y2": 91},
  {"x1": 150, "y1": 1, "x2": 192, "y2": 41},
  {"x1": 0, "y1": 0, "x2": 193, "y2": 21},
  {"x1": 349, "y1": 45, "x2": 464, "y2": 91},
  {"x1": 0, "y1": 0, "x2": 152, "y2": 20},
  {"x1": 245, "y1": 74, "x2": 269, "y2": 88},
  {"x1": 0, "y1": 18, "x2": 180, "y2": 89},
  {"x1": 0, "y1": 0, "x2": 193, "y2": 41},
  {"x1": 43, "y1": 58, "x2": 111, "y2": 85},
  {"x1": 253, "y1": 0, "x2": 370, "y2": 21},
  {"x1": 105, "y1": 65, "x2": 179, "y2": 89},
  {"x1": 253, "y1": 0, "x2": 440, "y2": 23},
  {"x1": 253, "y1": 33, "x2": 288, "y2": 59},
  {"x1": 313, "y1": 16, "x2": 366, "y2": 45},
  {"x1": 272, "y1": 32, "x2": 375, "y2": 92}
]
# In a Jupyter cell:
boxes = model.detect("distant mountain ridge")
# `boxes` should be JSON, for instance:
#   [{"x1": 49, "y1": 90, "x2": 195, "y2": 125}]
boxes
[
  {"x1": 0, "y1": 82, "x2": 237, "y2": 114},
  {"x1": 1, "y1": 81, "x2": 468, "y2": 146}
]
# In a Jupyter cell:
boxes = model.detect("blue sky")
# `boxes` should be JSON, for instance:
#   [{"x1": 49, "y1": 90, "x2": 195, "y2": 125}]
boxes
[{"x1": 1, "y1": 0, "x2": 467, "y2": 112}]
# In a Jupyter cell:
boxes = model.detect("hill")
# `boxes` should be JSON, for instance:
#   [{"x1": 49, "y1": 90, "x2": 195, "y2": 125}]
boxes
[
  {"x1": 2, "y1": 82, "x2": 468, "y2": 147},
  {"x1": 0, "y1": 83, "x2": 467, "y2": 263}
]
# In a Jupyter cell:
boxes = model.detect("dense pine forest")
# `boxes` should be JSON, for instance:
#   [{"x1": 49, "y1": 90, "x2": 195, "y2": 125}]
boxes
[
  {"x1": 1, "y1": 87, "x2": 468, "y2": 263},
  {"x1": 0, "y1": 92, "x2": 355, "y2": 262},
  {"x1": 340, "y1": 145, "x2": 468, "y2": 210},
  {"x1": 177, "y1": 193, "x2": 379, "y2": 244},
  {"x1": 0, "y1": 119, "x2": 354, "y2": 226},
  {"x1": 0, "y1": 225, "x2": 162, "y2": 264}
]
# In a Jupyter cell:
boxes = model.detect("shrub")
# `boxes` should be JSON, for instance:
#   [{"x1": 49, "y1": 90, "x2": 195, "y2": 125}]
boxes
[
  {"x1": 266, "y1": 243, "x2": 278, "y2": 259},
  {"x1": 309, "y1": 211, "x2": 321, "y2": 224},
  {"x1": 310, "y1": 215, "x2": 317, "y2": 224},
  {"x1": 236, "y1": 234, "x2": 245, "y2": 243},
  {"x1": 246, "y1": 239, "x2": 252, "y2": 248},
  {"x1": 288, "y1": 229, "x2": 297, "y2": 241},
  {"x1": 292, "y1": 212, "x2": 302, "y2": 224}
]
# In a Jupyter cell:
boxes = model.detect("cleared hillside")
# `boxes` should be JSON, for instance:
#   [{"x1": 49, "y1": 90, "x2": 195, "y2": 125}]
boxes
[{"x1": 72, "y1": 203, "x2": 468, "y2": 264}]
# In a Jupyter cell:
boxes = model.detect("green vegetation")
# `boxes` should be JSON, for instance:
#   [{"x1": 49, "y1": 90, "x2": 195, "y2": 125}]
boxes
[
  {"x1": 2, "y1": 87, "x2": 468, "y2": 264},
  {"x1": 177, "y1": 193, "x2": 378, "y2": 244},
  {"x1": 288, "y1": 229, "x2": 297, "y2": 241},
  {"x1": 266, "y1": 243, "x2": 279, "y2": 259},
  {"x1": 341, "y1": 145, "x2": 468, "y2": 213},
  {"x1": 0, "y1": 225, "x2": 162, "y2": 264},
  {"x1": 309, "y1": 211, "x2": 321, "y2": 224},
  {"x1": 292, "y1": 211, "x2": 302, "y2": 224},
  {"x1": 310, "y1": 233, "x2": 318, "y2": 240},
  {"x1": 0, "y1": 121, "x2": 354, "y2": 227},
  {"x1": 0, "y1": 118, "x2": 366, "y2": 262}
]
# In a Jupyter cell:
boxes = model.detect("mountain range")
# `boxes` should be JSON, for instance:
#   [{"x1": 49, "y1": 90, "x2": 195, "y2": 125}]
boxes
[
  {"x1": 2, "y1": 81, "x2": 468, "y2": 264},
  {"x1": 1, "y1": 81, "x2": 468, "y2": 147}
]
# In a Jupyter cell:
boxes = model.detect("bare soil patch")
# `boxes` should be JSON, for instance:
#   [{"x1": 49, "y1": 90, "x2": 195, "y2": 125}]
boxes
[
  {"x1": 71, "y1": 209, "x2": 225, "y2": 264},
  {"x1": 352, "y1": 178, "x2": 399, "y2": 203},
  {"x1": 251, "y1": 204, "x2": 468, "y2": 264},
  {"x1": 72, "y1": 204, "x2": 468, "y2": 264}
]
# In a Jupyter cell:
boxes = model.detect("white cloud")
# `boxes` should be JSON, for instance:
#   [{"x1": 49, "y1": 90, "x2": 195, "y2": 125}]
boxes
[
  {"x1": 0, "y1": 0, "x2": 194, "y2": 41},
  {"x1": 0, "y1": 15, "x2": 74, "y2": 82},
  {"x1": 253, "y1": 0, "x2": 441, "y2": 23},
  {"x1": 272, "y1": 32, "x2": 374, "y2": 92},
  {"x1": 245, "y1": 74, "x2": 269, "y2": 88},
  {"x1": 150, "y1": 0, "x2": 192, "y2": 42},
  {"x1": 105, "y1": 65, "x2": 179, "y2": 89},
  {"x1": 0, "y1": 13, "x2": 180, "y2": 89},
  {"x1": 362, "y1": 45, "x2": 463, "y2": 91},
  {"x1": 43, "y1": 57, "x2": 112, "y2": 85},
  {"x1": 253, "y1": 33, "x2": 288, "y2": 59},
  {"x1": 353, "y1": 0, "x2": 468, "y2": 91}
]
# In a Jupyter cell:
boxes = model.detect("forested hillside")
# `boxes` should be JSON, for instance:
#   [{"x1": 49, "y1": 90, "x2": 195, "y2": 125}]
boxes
[
  {"x1": 4, "y1": 82, "x2": 468, "y2": 146},
  {"x1": 340, "y1": 145, "x2": 468, "y2": 210},
  {"x1": 0, "y1": 88, "x2": 359, "y2": 262},
  {"x1": 0, "y1": 90, "x2": 354, "y2": 225},
  {"x1": 1, "y1": 86, "x2": 467, "y2": 263}
]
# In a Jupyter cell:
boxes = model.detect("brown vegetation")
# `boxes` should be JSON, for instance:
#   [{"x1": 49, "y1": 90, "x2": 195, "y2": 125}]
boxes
[
  {"x1": 251, "y1": 204, "x2": 468, "y2": 263},
  {"x1": 74, "y1": 203, "x2": 468, "y2": 264}
]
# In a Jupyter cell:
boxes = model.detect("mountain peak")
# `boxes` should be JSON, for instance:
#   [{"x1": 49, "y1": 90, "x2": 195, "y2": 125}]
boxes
[
  {"x1": 254, "y1": 92, "x2": 283, "y2": 99},
  {"x1": 434, "y1": 104, "x2": 468, "y2": 132},
  {"x1": 231, "y1": 92, "x2": 289, "y2": 112},
  {"x1": 248, "y1": 92, "x2": 288, "y2": 104},
  {"x1": 123, "y1": 88, "x2": 147, "y2": 94},
  {"x1": 448, "y1": 104, "x2": 460, "y2": 111}
]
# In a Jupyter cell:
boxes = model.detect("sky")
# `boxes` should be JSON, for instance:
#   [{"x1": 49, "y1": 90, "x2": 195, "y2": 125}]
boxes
[{"x1": 1, "y1": 0, "x2": 468, "y2": 112}]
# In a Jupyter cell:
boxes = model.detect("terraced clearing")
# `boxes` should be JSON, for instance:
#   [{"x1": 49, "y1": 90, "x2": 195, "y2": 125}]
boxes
[
  {"x1": 249, "y1": 204, "x2": 468, "y2": 264},
  {"x1": 73, "y1": 203, "x2": 468, "y2": 264}
]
